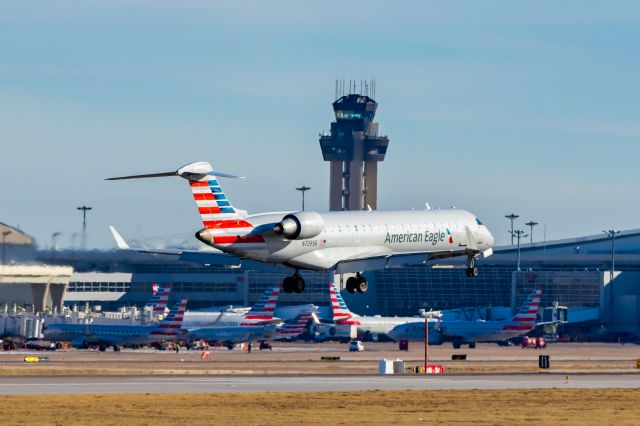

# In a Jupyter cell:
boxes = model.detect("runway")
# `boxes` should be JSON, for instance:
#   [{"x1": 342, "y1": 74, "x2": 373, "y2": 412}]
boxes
[{"x1": 1, "y1": 374, "x2": 639, "y2": 395}]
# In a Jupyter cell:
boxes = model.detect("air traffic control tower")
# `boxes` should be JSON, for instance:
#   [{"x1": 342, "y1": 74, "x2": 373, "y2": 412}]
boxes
[{"x1": 319, "y1": 85, "x2": 389, "y2": 211}]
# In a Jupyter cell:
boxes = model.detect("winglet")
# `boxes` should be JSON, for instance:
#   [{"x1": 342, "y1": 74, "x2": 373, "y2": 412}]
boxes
[
  {"x1": 464, "y1": 226, "x2": 479, "y2": 251},
  {"x1": 109, "y1": 226, "x2": 130, "y2": 250}
]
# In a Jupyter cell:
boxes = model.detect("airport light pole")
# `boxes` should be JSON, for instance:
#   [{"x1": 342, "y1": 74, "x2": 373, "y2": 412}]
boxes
[
  {"x1": 76, "y1": 205, "x2": 92, "y2": 250},
  {"x1": 525, "y1": 221, "x2": 538, "y2": 244},
  {"x1": 1, "y1": 230, "x2": 11, "y2": 265},
  {"x1": 603, "y1": 229, "x2": 620, "y2": 324},
  {"x1": 511, "y1": 229, "x2": 528, "y2": 271},
  {"x1": 295, "y1": 186, "x2": 311, "y2": 211},
  {"x1": 424, "y1": 317, "x2": 429, "y2": 375},
  {"x1": 505, "y1": 214, "x2": 519, "y2": 245}
]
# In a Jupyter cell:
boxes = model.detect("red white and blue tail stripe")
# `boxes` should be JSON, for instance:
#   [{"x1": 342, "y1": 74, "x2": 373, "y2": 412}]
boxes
[
  {"x1": 503, "y1": 288, "x2": 542, "y2": 331},
  {"x1": 241, "y1": 282, "x2": 282, "y2": 326},
  {"x1": 150, "y1": 283, "x2": 172, "y2": 317},
  {"x1": 151, "y1": 297, "x2": 188, "y2": 337},
  {"x1": 189, "y1": 174, "x2": 243, "y2": 227},
  {"x1": 279, "y1": 308, "x2": 314, "y2": 337},
  {"x1": 330, "y1": 281, "x2": 360, "y2": 325}
]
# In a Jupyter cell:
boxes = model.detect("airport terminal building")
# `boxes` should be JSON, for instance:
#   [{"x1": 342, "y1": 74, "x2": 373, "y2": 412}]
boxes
[{"x1": 17, "y1": 228, "x2": 637, "y2": 339}]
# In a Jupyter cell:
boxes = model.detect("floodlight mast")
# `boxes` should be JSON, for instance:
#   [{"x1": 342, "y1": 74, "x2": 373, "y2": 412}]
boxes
[
  {"x1": 296, "y1": 186, "x2": 311, "y2": 211},
  {"x1": 77, "y1": 205, "x2": 93, "y2": 249},
  {"x1": 525, "y1": 221, "x2": 539, "y2": 244},
  {"x1": 505, "y1": 214, "x2": 519, "y2": 245}
]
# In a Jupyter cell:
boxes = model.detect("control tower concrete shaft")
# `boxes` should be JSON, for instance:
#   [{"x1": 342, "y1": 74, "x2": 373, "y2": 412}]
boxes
[{"x1": 319, "y1": 93, "x2": 389, "y2": 210}]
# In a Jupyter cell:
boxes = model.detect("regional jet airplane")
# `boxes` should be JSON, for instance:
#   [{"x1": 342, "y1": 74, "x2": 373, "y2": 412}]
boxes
[
  {"x1": 387, "y1": 288, "x2": 542, "y2": 348},
  {"x1": 327, "y1": 281, "x2": 439, "y2": 342},
  {"x1": 186, "y1": 283, "x2": 314, "y2": 348},
  {"x1": 43, "y1": 298, "x2": 188, "y2": 352},
  {"x1": 108, "y1": 161, "x2": 494, "y2": 294}
]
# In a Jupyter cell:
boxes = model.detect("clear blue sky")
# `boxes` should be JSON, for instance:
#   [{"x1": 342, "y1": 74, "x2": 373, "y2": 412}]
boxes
[{"x1": 1, "y1": 1, "x2": 639, "y2": 249}]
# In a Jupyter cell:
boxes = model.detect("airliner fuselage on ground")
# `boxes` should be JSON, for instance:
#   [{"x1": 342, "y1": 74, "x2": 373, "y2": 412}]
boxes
[
  {"x1": 387, "y1": 288, "x2": 542, "y2": 348},
  {"x1": 109, "y1": 162, "x2": 495, "y2": 294},
  {"x1": 43, "y1": 298, "x2": 188, "y2": 352},
  {"x1": 328, "y1": 281, "x2": 440, "y2": 342}
]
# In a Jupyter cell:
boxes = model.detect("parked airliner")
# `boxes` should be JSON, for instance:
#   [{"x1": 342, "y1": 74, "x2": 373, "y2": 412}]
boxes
[
  {"x1": 43, "y1": 298, "x2": 188, "y2": 352},
  {"x1": 327, "y1": 281, "x2": 439, "y2": 342},
  {"x1": 108, "y1": 161, "x2": 495, "y2": 294},
  {"x1": 387, "y1": 288, "x2": 542, "y2": 348}
]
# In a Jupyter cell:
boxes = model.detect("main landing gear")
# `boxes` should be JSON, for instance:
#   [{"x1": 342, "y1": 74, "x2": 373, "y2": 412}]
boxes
[
  {"x1": 283, "y1": 274, "x2": 305, "y2": 293},
  {"x1": 465, "y1": 255, "x2": 479, "y2": 277},
  {"x1": 345, "y1": 274, "x2": 368, "y2": 294}
]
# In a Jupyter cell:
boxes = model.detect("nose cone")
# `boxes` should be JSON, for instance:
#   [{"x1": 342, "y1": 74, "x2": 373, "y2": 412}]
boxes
[{"x1": 195, "y1": 228, "x2": 215, "y2": 246}]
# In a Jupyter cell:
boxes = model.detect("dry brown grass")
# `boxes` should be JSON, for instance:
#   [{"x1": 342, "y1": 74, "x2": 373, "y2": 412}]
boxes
[{"x1": 1, "y1": 389, "x2": 640, "y2": 425}]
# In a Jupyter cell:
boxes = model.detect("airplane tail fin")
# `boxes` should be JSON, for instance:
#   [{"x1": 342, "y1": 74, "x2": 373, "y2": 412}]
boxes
[
  {"x1": 150, "y1": 283, "x2": 172, "y2": 318},
  {"x1": 330, "y1": 281, "x2": 355, "y2": 324},
  {"x1": 504, "y1": 288, "x2": 542, "y2": 331},
  {"x1": 279, "y1": 307, "x2": 314, "y2": 337},
  {"x1": 107, "y1": 161, "x2": 247, "y2": 228},
  {"x1": 151, "y1": 297, "x2": 188, "y2": 337},
  {"x1": 242, "y1": 282, "x2": 282, "y2": 326}
]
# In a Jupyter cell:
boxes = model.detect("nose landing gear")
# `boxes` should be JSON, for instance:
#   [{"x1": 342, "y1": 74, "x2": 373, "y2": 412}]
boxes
[
  {"x1": 283, "y1": 274, "x2": 305, "y2": 293},
  {"x1": 345, "y1": 274, "x2": 368, "y2": 294},
  {"x1": 465, "y1": 255, "x2": 479, "y2": 277}
]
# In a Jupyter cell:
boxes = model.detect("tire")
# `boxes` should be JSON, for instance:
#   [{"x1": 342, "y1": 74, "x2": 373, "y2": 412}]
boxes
[
  {"x1": 346, "y1": 277, "x2": 357, "y2": 293},
  {"x1": 293, "y1": 276, "x2": 305, "y2": 293},
  {"x1": 283, "y1": 277, "x2": 293, "y2": 293},
  {"x1": 98, "y1": 345, "x2": 107, "y2": 352},
  {"x1": 452, "y1": 341, "x2": 462, "y2": 349},
  {"x1": 468, "y1": 342, "x2": 476, "y2": 349}
]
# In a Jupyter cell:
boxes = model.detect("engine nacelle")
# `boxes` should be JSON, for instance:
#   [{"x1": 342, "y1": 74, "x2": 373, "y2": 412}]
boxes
[{"x1": 273, "y1": 212, "x2": 324, "y2": 240}]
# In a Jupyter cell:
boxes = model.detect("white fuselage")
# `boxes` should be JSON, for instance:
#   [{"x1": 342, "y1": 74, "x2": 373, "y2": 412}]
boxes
[
  {"x1": 182, "y1": 305, "x2": 314, "y2": 329},
  {"x1": 438, "y1": 320, "x2": 533, "y2": 342},
  {"x1": 187, "y1": 325, "x2": 276, "y2": 344},
  {"x1": 204, "y1": 209, "x2": 494, "y2": 271},
  {"x1": 387, "y1": 319, "x2": 535, "y2": 343},
  {"x1": 349, "y1": 315, "x2": 429, "y2": 337},
  {"x1": 43, "y1": 323, "x2": 179, "y2": 346}
]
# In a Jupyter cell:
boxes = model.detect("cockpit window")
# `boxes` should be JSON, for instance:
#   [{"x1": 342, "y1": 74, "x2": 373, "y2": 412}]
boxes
[{"x1": 476, "y1": 218, "x2": 484, "y2": 225}]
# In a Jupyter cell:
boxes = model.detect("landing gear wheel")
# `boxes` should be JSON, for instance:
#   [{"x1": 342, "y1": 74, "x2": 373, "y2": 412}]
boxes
[
  {"x1": 465, "y1": 267, "x2": 479, "y2": 277},
  {"x1": 98, "y1": 345, "x2": 107, "y2": 352},
  {"x1": 113, "y1": 345, "x2": 120, "y2": 352},
  {"x1": 356, "y1": 276, "x2": 368, "y2": 294},
  {"x1": 283, "y1": 276, "x2": 294, "y2": 293},
  {"x1": 346, "y1": 277, "x2": 357, "y2": 294},
  {"x1": 293, "y1": 276, "x2": 305, "y2": 293},
  {"x1": 468, "y1": 342, "x2": 476, "y2": 349}
]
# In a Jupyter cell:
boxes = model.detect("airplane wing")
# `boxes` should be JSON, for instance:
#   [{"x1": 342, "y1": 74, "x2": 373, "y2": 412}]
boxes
[
  {"x1": 108, "y1": 226, "x2": 242, "y2": 266},
  {"x1": 334, "y1": 248, "x2": 493, "y2": 274}
]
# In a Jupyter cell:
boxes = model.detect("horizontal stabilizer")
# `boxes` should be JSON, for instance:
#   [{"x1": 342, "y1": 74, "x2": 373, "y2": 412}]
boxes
[{"x1": 106, "y1": 162, "x2": 245, "y2": 181}]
